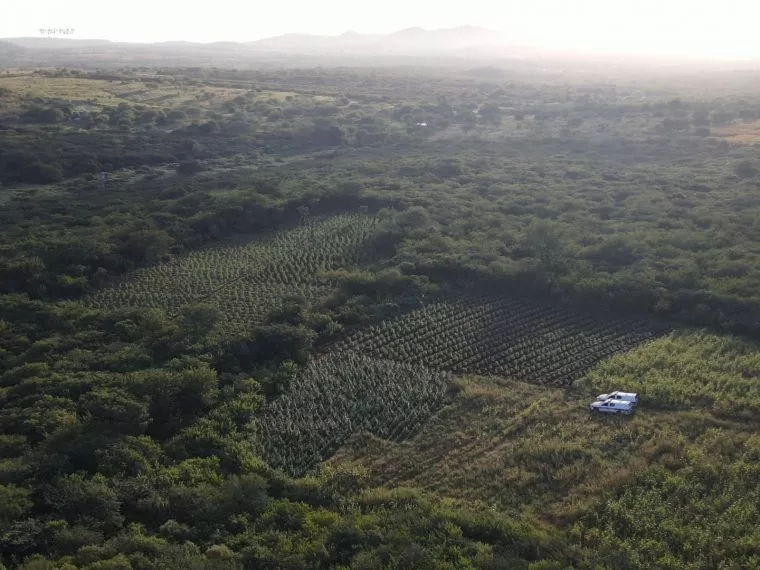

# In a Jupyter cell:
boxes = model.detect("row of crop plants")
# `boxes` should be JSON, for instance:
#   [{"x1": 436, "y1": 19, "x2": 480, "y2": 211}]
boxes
[
  {"x1": 333, "y1": 294, "x2": 669, "y2": 385},
  {"x1": 256, "y1": 351, "x2": 452, "y2": 476},
  {"x1": 85, "y1": 213, "x2": 378, "y2": 334}
]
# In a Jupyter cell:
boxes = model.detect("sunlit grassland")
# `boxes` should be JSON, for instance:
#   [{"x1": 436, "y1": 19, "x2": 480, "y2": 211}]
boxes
[
  {"x1": 331, "y1": 375, "x2": 697, "y2": 519},
  {"x1": 0, "y1": 75, "x2": 321, "y2": 113},
  {"x1": 110, "y1": 83, "x2": 248, "y2": 108},
  {"x1": 0, "y1": 76, "x2": 124, "y2": 107},
  {"x1": 713, "y1": 119, "x2": 760, "y2": 144}
]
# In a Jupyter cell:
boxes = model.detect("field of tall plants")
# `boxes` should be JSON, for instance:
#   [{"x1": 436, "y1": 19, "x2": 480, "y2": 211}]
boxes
[
  {"x1": 256, "y1": 351, "x2": 452, "y2": 475},
  {"x1": 332, "y1": 293, "x2": 671, "y2": 386},
  {"x1": 582, "y1": 330, "x2": 760, "y2": 419},
  {"x1": 85, "y1": 213, "x2": 378, "y2": 334}
]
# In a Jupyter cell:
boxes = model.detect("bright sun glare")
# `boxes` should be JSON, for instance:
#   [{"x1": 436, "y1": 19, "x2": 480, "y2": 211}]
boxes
[{"x1": 4, "y1": 0, "x2": 760, "y2": 59}]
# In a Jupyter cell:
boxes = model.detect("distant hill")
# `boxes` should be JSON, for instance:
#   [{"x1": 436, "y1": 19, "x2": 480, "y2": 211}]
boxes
[
  {"x1": 0, "y1": 28, "x2": 524, "y2": 67},
  {"x1": 4, "y1": 37, "x2": 113, "y2": 49},
  {"x1": 0, "y1": 39, "x2": 24, "y2": 51},
  {"x1": 2, "y1": 29, "x2": 759, "y2": 68},
  {"x1": 248, "y1": 31, "x2": 385, "y2": 52},
  {"x1": 248, "y1": 26, "x2": 514, "y2": 55},
  {"x1": 0, "y1": 40, "x2": 25, "y2": 65},
  {"x1": 17, "y1": 28, "x2": 735, "y2": 70}
]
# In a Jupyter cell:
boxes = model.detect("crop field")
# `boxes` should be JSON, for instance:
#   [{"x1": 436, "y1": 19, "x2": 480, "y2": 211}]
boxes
[
  {"x1": 251, "y1": 288, "x2": 671, "y2": 476},
  {"x1": 86, "y1": 213, "x2": 378, "y2": 335},
  {"x1": 330, "y1": 331, "x2": 760, "y2": 568},
  {"x1": 585, "y1": 330, "x2": 760, "y2": 418},
  {"x1": 330, "y1": 370, "x2": 755, "y2": 521},
  {"x1": 331, "y1": 293, "x2": 671, "y2": 386},
  {"x1": 256, "y1": 351, "x2": 452, "y2": 475}
]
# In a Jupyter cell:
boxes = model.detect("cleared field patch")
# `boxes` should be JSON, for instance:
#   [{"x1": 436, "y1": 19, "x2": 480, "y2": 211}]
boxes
[
  {"x1": 257, "y1": 351, "x2": 452, "y2": 476},
  {"x1": 0, "y1": 75, "x2": 255, "y2": 115},
  {"x1": 331, "y1": 294, "x2": 670, "y2": 386},
  {"x1": 0, "y1": 76, "x2": 120, "y2": 102},
  {"x1": 113, "y1": 84, "x2": 248, "y2": 108},
  {"x1": 85, "y1": 214, "x2": 378, "y2": 335},
  {"x1": 712, "y1": 120, "x2": 760, "y2": 144},
  {"x1": 257, "y1": 90, "x2": 335, "y2": 103}
]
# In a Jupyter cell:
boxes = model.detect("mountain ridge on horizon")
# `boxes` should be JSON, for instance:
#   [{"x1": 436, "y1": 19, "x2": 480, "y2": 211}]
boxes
[
  {"x1": 3, "y1": 27, "x2": 757, "y2": 67},
  {"x1": 2, "y1": 25, "x2": 514, "y2": 54}
]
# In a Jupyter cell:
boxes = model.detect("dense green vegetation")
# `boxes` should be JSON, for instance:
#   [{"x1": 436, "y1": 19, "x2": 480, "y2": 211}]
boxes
[
  {"x1": 4, "y1": 67, "x2": 760, "y2": 335},
  {"x1": 2, "y1": 61, "x2": 760, "y2": 568}
]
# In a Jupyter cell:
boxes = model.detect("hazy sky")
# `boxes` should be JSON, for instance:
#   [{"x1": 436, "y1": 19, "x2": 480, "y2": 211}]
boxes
[{"x1": 4, "y1": 0, "x2": 760, "y2": 58}]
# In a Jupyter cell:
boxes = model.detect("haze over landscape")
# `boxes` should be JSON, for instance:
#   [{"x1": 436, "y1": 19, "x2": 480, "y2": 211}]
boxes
[{"x1": 4, "y1": 0, "x2": 760, "y2": 59}]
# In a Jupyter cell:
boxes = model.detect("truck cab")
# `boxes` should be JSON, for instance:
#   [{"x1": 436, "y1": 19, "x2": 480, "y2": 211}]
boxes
[
  {"x1": 589, "y1": 399, "x2": 635, "y2": 415},
  {"x1": 596, "y1": 391, "x2": 639, "y2": 405}
]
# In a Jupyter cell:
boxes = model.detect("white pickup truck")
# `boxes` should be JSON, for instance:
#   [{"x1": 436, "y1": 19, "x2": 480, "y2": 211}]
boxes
[
  {"x1": 589, "y1": 399, "x2": 635, "y2": 415},
  {"x1": 596, "y1": 391, "x2": 639, "y2": 405}
]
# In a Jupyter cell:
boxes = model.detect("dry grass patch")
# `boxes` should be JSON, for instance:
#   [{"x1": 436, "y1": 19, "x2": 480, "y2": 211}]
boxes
[{"x1": 712, "y1": 120, "x2": 760, "y2": 144}]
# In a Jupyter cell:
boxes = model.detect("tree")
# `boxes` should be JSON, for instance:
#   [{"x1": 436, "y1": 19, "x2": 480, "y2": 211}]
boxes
[
  {"x1": 734, "y1": 160, "x2": 757, "y2": 178},
  {"x1": 166, "y1": 109, "x2": 186, "y2": 122},
  {"x1": 181, "y1": 304, "x2": 221, "y2": 341},
  {"x1": 244, "y1": 324, "x2": 317, "y2": 366},
  {"x1": 311, "y1": 125, "x2": 344, "y2": 147},
  {"x1": 479, "y1": 103, "x2": 502, "y2": 126},
  {"x1": 43, "y1": 473, "x2": 124, "y2": 533},
  {"x1": 130, "y1": 366, "x2": 220, "y2": 439},
  {"x1": 267, "y1": 295, "x2": 308, "y2": 326},
  {"x1": 524, "y1": 221, "x2": 566, "y2": 276},
  {"x1": 117, "y1": 229, "x2": 174, "y2": 264},
  {"x1": 180, "y1": 139, "x2": 204, "y2": 156},
  {"x1": 460, "y1": 111, "x2": 477, "y2": 134},
  {"x1": 23, "y1": 162, "x2": 63, "y2": 184},
  {"x1": 198, "y1": 121, "x2": 219, "y2": 134},
  {"x1": 661, "y1": 117, "x2": 690, "y2": 132},
  {"x1": 79, "y1": 388, "x2": 150, "y2": 434},
  {"x1": 0, "y1": 484, "x2": 33, "y2": 528},
  {"x1": 176, "y1": 160, "x2": 204, "y2": 175},
  {"x1": 22, "y1": 107, "x2": 65, "y2": 124}
]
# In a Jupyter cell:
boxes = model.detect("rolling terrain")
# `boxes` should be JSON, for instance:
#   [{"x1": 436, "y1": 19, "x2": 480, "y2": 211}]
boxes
[{"x1": 2, "y1": 60, "x2": 760, "y2": 569}]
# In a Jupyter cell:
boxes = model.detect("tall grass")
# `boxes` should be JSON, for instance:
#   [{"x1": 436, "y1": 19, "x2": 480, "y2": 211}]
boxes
[{"x1": 583, "y1": 330, "x2": 760, "y2": 419}]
